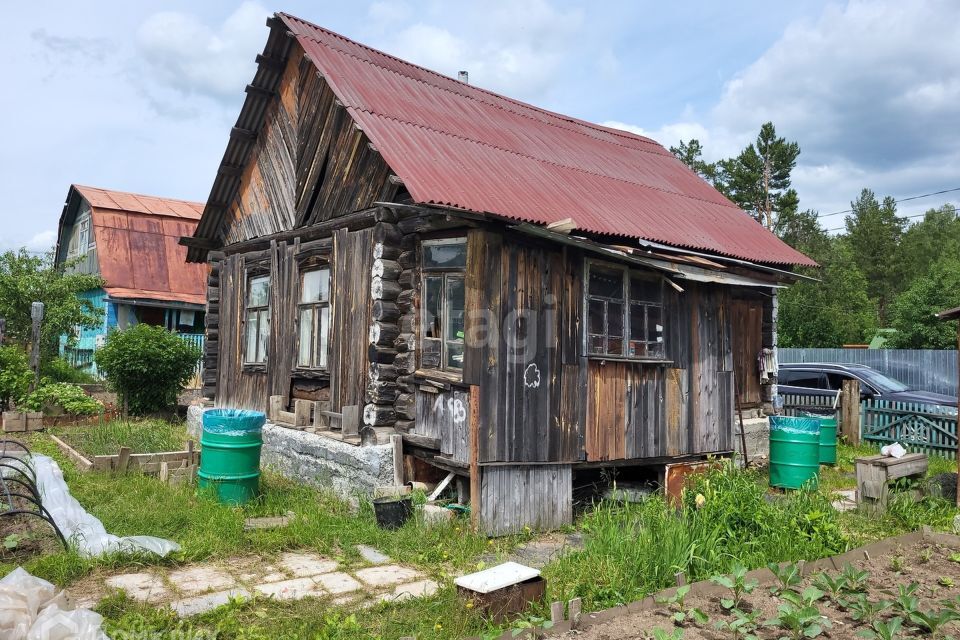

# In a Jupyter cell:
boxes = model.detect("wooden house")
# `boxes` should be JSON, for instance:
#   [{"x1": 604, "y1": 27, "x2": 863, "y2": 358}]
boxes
[
  {"x1": 183, "y1": 14, "x2": 815, "y2": 534},
  {"x1": 54, "y1": 185, "x2": 207, "y2": 374}
]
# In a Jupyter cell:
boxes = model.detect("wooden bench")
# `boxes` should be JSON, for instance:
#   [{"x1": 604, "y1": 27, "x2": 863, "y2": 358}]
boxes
[{"x1": 855, "y1": 453, "x2": 928, "y2": 511}]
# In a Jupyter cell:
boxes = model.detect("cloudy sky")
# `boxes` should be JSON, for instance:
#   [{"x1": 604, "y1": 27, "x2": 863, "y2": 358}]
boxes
[{"x1": 2, "y1": 0, "x2": 958, "y2": 251}]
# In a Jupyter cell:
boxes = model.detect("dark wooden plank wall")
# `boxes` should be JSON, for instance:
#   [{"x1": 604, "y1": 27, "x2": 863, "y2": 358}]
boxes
[
  {"x1": 730, "y1": 297, "x2": 763, "y2": 407},
  {"x1": 213, "y1": 228, "x2": 372, "y2": 414},
  {"x1": 221, "y1": 43, "x2": 394, "y2": 246},
  {"x1": 480, "y1": 465, "x2": 573, "y2": 536},
  {"x1": 465, "y1": 233, "x2": 581, "y2": 464}
]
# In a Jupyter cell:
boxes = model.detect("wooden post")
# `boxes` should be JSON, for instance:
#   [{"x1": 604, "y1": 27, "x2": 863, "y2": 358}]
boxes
[
  {"x1": 268, "y1": 395, "x2": 284, "y2": 422},
  {"x1": 469, "y1": 384, "x2": 481, "y2": 532},
  {"x1": 840, "y1": 379, "x2": 861, "y2": 445},
  {"x1": 390, "y1": 434, "x2": 404, "y2": 486},
  {"x1": 293, "y1": 399, "x2": 312, "y2": 427},
  {"x1": 955, "y1": 325, "x2": 959, "y2": 507},
  {"x1": 30, "y1": 302, "x2": 43, "y2": 391}
]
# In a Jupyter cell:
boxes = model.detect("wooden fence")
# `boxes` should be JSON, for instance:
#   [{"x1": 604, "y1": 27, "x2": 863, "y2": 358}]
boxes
[{"x1": 778, "y1": 392, "x2": 958, "y2": 458}]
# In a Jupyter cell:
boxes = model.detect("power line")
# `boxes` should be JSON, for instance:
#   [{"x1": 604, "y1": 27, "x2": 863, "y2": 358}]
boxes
[
  {"x1": 817, "y1": 186, "x2": 960, "y2": 219},
  {"x1": 823, "y1": 202, "x2": 959, "y2": 232}
]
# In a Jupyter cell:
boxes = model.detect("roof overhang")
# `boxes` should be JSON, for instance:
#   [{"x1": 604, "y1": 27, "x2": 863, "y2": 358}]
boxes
[{"x1": 936, "y1": 306, "x2": 960, "y2": 321}]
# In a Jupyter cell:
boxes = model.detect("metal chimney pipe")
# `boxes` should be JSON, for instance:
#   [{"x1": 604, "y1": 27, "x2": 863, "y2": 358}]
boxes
[{"x1": 458, "y1": 70, "x2": 469, "y2": 84}]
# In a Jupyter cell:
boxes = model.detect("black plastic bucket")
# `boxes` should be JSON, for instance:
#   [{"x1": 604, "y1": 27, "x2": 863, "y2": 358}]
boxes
[{"x1": 373, "y1": 496, "x2": 413, "y2": 530}]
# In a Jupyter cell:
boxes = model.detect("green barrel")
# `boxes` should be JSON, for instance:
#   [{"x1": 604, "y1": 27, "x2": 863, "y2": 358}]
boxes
[
  {"x1": 769, "y1": 416, "x2": 821, "y2": 490},
  {"x1": 198, "y1": 409, "x2": 265, "y2": 505},
  {"x1": 800, "y1": 411, "x2": 838, "y2": 465}
]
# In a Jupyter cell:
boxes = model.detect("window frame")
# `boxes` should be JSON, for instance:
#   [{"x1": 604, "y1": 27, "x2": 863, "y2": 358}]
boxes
[
  {"x1": 420, "y1": 237, "x2": 467, "y2": 373},
  {"x1": 296, "y1": 266, "x2": 331, "y2": 371},
  {"x1": 243, "y1": 273, "x2": 271, "y2": 365},
  {"x1": 584, "y1": 259, "x2": 666, "y2": 361}
]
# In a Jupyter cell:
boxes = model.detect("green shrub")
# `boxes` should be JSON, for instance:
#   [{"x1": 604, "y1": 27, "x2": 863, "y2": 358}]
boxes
[
  {"x1": 42, "y1": 357, "x2": 97, "y2": 384},
  {"x1": 95, "y1": 324, "x2": 201, "y2": 416},
  {"x1": 0, "y1": 345, "x2": 32, "y2": 411},
  {"x1": 20, "y1": 382, "x2": 103, "y2": 415}
]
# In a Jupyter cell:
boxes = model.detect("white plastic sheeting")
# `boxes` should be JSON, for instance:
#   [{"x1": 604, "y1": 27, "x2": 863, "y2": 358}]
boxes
[
  {"x1": 31, "y1": 454, "x2": 180, "y2": 558},
  {"x1": 0, "y1": 567, "x2": 108, "y2": 640}
]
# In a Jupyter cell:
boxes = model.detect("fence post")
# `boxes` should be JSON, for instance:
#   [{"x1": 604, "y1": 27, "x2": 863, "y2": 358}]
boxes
[{"x1": 841, "y1": 379, "x2": 861, "y2": 445}]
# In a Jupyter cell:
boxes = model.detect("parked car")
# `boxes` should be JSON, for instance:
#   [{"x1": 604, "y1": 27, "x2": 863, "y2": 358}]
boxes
[{"x1": 778, "y1": 362, "x2": 958, "y2": 414}]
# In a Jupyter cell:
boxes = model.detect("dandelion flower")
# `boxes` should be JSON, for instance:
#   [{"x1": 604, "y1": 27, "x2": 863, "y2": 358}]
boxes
[{"x1": 694, "y1": 493, "x2": 706, "y2": 508}]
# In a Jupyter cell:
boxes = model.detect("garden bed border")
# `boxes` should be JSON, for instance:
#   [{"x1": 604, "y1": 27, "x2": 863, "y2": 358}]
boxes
[
  {"x1": 471, "y1": 528, "x2": 960, "y2": 640},
  {"x1": 49, "y1": 434, "x2": 198, "y2": 481}
]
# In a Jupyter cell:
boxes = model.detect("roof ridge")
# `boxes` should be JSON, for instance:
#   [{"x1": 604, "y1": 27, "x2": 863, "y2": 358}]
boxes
[
  {"x1": 279, "y1": 13, "x2": 666, "y2": 151},
  {"x1": 72, "y1": 184, "x2": 204, "y2": 208},
  {"x1": 353, "y1": 109, "x2": 740, "y2": 213}
]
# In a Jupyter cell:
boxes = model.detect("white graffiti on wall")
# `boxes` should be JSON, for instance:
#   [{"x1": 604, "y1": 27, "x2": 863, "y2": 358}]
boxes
[
  {"x1": 432, "y1": 393, "x2": 467, "y2": 424},
  {"x1": 524, "y1": 363, "x2": 541, "y2": 388}
]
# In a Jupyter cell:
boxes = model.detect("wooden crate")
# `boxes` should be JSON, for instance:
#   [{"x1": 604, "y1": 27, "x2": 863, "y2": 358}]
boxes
[{"x1": 2, "y1": 411, "x2": 43, "y2": 433}]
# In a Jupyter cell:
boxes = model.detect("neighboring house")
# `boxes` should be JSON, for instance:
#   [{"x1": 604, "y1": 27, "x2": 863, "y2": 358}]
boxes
[
  {"x1": 54, "y1": 185, "x2": 208, "y2": 374},
  {"x1": 183, "y1": 14, "x2": 815, "y2": 534}
]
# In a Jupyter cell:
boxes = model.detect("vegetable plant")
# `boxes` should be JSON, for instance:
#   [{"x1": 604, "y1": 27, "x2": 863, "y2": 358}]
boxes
[
  {"x1": 655, "y1": 585, "x2": 709, "y2": 626},
  {"x1": 857, "y1": 617, "x2": 903, "y2": 640},
  {"x1": 893, "y1": 582, "x2": 920, "y2": 617},
  {"x1": 711, "y1": 565, "x2": 759, "y2": 610},
  {"x1": 907, "y1": 608, "x2": 960, "y2": 636},
  {"x1": 813, "y1": 572, "x2": 848, "y2": 604},
  {"x1": 839, "y1": 564, "x2": 870, "y2": 594},
  {"x1": 848, "y1": 594, "x2": 893, "y2": 625},
  {"x1": 653, "y1": 628, "x2": 684, "y2": 640},
  {"x1": 714, "y1": 608, "x2": 761, "y2": 640},
  {"x1": 3, "y1": 534, "x2": 22, "y2": 551},
  {"x1": 765, "y1": 602, "x2": 830, "y2": 640},
  {"x1": 781, "y1": 586, "x2": 825, "y2": 608},
  {"x1": 768, "y1": 562, "x2": 803, "y2": 594}
]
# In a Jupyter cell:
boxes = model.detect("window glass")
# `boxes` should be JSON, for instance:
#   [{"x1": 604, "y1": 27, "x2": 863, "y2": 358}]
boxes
[
  {"x1": 647, "y1": 305, "x2": 662, "y2": 344},
  {"x1": 422, "y1": 240, "x2": 467, "y2": 269},
  {"x1": 589, "y1": 266, "x2": 623, "y2": 299},
  {"x1": 245, "y1": 312, "x2": 258, "y2": 361},
  {"x1": 607, "y1": 302, "x2": 623, "y2": 337},
  {"x1": 784, "y1": 372, "x2": 825, "y2": 389},
  {"x1": 257, "y1": 312, "x2": 270, "y2": 363},
  {"x1": 423, "y1": 276, "x2": 443, "y2": 339},
  {"x1": 444, "y1": 277, "x2": 465, "y2": 342},
  {"x1": 300, "y1": 268, "x2": 329, "y2": 303},
  {"x1": 318, "y1": 307, "x2": 329, "y2": 369},
  {"x1": 630, "y1": 276, "x2": 659, "y2": 303},
  {"x1": 248, "y1": 276, "x2": 270, "y2": 306},
  {"x1": 588, "y1": 299, "x2": 605, "y2": 334},
  {"x1": 298, "y1": 308, "x2": 313, "y2": 366}
]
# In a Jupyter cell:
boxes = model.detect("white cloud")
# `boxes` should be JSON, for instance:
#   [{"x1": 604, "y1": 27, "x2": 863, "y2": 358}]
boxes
[
  {"x1": 136, "y1": 2, "x2": 269, "y2": 102},
  {"x1": 24, "y1": 229, "x2": 56, "y2": 252},
  {"x1": 376, "y1": 0, "x2": 585, "y2": 99},
  {"x1": 607, "y1": 0, "x2": 960, "y2": 216}
]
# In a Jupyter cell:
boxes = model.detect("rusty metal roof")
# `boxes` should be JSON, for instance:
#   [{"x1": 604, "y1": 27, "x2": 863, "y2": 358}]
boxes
[
  {"x1": 277, "y1": 13, "x2": 814, "y2": 267},
  {"x1": 63, "y1": 185, "x2": 207, "y2": 307}
]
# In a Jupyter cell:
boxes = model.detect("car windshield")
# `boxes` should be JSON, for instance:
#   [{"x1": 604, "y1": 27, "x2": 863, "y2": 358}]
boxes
[{"x1": 856, "y1": 368, "x2": 910, "y2": 393}]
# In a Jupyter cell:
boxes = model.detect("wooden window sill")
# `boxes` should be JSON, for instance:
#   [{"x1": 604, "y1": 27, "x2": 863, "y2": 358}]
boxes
[
  {"x1": 413, "y1": 368, "x2": 465, "y2": 389},
  {"x1": 585, "y1": 355, "x2": 673, "y2": 366},
  {"x1": 242, "y1": 364, "x2": 267, "y2": 374}
]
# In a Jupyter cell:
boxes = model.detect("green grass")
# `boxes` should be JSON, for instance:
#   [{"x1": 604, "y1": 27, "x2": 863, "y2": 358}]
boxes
[
  {"x1": 52, "y1": 419, "x2": 189, "y2": 457},
  {"x1": 6, "y1": 432, "x2": 960, "y2": 639}
]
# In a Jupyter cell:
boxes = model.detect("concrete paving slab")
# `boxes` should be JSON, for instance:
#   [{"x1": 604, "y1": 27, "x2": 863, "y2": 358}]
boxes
[
  {"x1": 393, "y1": 579, "x2": 439, "y2": 599},
  {"x1": 168, "y1": 565, "x2": 236, "y2": 595},
  {"x1": 104, "y1": 572, "x2": 170, "y2": 603},
  {"x1": 356, "y1": 544, "x2": 391, "y2": 565},
  {"x1": 255, "y1": 577, "x2": 326, "y2": 601},
  {"x1": 171, "y1": 588, "x2": 250, "y2": 617},
  {"x1": 278, "y1": 552, "x2": 339, "y2": 577},
  {"x1": 312, "y1": 572, "x2": 363, "y2": 594},
  {"x1": 354, "y1": 565, "x2": 422, "y2": 587}
]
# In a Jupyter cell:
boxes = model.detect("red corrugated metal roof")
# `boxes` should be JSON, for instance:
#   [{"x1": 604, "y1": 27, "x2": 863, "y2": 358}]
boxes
[
  {"x1": 280, "y1": 13, "x2": 815, "y2": 267},
  {"x1": 73, "y1": 186, "x2": 207, "y2": 306},
  {"x1": 73, "y1": 184, "x2": 204, "y2": 220}
]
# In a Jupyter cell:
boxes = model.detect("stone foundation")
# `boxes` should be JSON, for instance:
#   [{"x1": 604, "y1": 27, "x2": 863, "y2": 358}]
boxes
[{"x1": 187, "y1": 406, "x2": 394, "y2": 498}]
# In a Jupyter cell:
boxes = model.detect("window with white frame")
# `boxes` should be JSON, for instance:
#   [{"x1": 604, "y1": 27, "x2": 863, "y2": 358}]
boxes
[
  {"x1": 244, "y1": 274, "x2": 270, "y2": 364},
  {"x1": 297, "y1": 267, "x2": 330, "y2": 369},
  {"x1": 421, "y1": 238, "x2": 466, "y2": 371},
  {"x1": 586, "y1": 261, "x2": 664, "y2": 359}
]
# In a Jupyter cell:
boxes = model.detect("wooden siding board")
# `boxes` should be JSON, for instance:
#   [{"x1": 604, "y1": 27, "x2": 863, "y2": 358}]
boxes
[{"x1": 479, "y1": 465, "x2": 572, "y2": 536}]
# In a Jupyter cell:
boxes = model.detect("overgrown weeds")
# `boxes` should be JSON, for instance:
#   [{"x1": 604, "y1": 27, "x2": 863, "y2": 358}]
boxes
[{"x1": 54, "y1": 419, "x2": 188, "y2": 457}]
